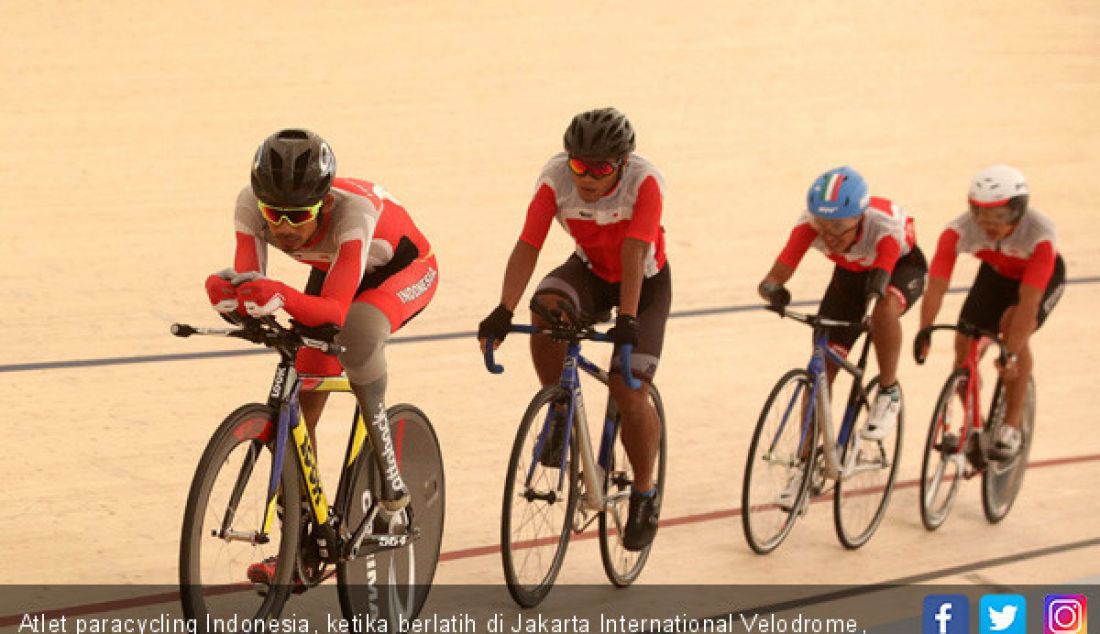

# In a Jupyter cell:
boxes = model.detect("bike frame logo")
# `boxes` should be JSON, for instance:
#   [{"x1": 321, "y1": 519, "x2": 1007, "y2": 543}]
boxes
[
  {"x1": 292, "y1": 424, "x2": 325, "y2": 513},
  {"x1": 270, "y1": 365, "x2": 288, "y2": 399},
  {"x1": 371, "y1": 407, "x2": 407, "y2": 493}
]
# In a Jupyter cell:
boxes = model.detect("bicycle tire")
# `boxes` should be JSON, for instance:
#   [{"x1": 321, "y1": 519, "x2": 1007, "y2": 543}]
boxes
[
  {"x1": 833, "y1": 377, "x2": 903, "y2": 549},
  {"x1": 982, "y1": 377, "x2": 1035, "y2": 523},
  {"x1": 742, "y1": 369, "x2": 818, "y2": 554},
  {"x1": 599, "y1": 383, "x2": 668, "y2": 586},
  {"x1": 919, "y1": 369, "x2": 969, "y2": 531},
  {"x1": 337, "y1": 404, "x2": 445, "y2": 627},
  {"x1": 180, "y1": 403, "x2": 300, "y2": 625},
  {"x1": 501, "y1": 385, "x2": 579, "y2": 608}
]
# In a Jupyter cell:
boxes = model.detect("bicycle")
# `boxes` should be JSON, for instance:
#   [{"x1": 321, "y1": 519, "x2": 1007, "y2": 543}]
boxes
[
  {"x1": 483, "y1": 302, "x2": 667, "y2": 608},
  {"x1": 174, "y1": 316, "x2": 444, "y2": 629},
  {"x1": 914, "y1": 323, "x2": 1035, "y2": 530},
  {"x1": 742, "y1": 302, "x2": 903, "y2": 553}
]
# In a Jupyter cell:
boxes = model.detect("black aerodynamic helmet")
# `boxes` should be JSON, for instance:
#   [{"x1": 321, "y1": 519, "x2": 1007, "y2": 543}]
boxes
[
  {"x1": 250, "y1": 128, "x2": 336, "y2": 207},
  {"x1": 562, "y1": 107, "x2": 636, "y2": 159}
]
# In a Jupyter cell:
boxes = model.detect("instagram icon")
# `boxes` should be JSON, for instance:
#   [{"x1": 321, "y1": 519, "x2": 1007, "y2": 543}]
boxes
[{"x1": 1045, "y1": 594, "x2": 1088, "y2": 634}]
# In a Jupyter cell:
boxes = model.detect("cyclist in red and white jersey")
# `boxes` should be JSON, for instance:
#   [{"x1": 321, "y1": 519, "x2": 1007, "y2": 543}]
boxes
[
  {"x1": 203, "y1": 129, "x2": 439, "y2": 584},
  {"x1": 477, "y1": 108, "x2": 671, "y2": 551},
  {"x1": 758, "y1": 166, "x2": 927, "y2": 506},
  {"x1": 916, "y1": 165, "x2": 1065, "y2": 459}
]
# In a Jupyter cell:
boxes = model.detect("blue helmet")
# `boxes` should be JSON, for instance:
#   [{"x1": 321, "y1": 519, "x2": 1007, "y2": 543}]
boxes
[{"x1": 806, "y1": 166, "x2": 870, "y2": 219}]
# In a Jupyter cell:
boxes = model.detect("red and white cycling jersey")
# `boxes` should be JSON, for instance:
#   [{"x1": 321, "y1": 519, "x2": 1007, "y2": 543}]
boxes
[
  {"x1": 777, "y1": 196, "x2": 917, "y2": 273},
  {"x1": 233, "y1": 177, "x2": 431, "y2": 325},
  {"x1": 519, "y1": 152, "x2": 667, "y2": 283},
  {"x1": 928, "y1": 208, "x2": 1058, "y2": 289}
]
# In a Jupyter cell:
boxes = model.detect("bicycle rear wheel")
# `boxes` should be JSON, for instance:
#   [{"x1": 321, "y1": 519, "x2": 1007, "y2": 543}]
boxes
[
  {"x1": 982, "y1": 377, "x2": 1035, "y2": 523},
  {"x1": 920, "y1": 369, "x2": 969, "y2": 530},
  {"x1": 834, "y1": 377, "x2": 903, "y2": 549},
  {"x1": 501, "y1": 386, "x2": 579, "y2": 608},
  {"x1": 180, "y1": 403, "x2": 300, "y2": 624},
  {"x1": 599, "y1": 384, "x2": 668, "y2": 586},
  {"x1": 742, "y1": 369, "x2": 818, "y2": 554},
  {"x1": 338, "y1": 404, "x2": 445, "y2": 627}
]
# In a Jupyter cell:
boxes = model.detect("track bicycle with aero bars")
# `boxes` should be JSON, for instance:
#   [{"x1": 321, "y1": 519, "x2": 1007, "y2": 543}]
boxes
[{"x1": 173, "y1": 316, "x2": 444, "y2": 630}]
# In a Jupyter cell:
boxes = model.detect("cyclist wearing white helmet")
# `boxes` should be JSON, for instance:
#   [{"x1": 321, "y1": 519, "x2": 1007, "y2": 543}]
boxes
[
  {"x1": 758, "y1": 166, "x2": 927, "y2": 507},
  {"x1": 916, "y1": 165, "x2": 1065, "y2": 459}
]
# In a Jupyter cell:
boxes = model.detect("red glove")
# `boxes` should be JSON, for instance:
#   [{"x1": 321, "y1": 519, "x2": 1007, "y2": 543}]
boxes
[
  {"x1": 205, "y1": 269, "x2": 239, "y2": 314},
  {"x1": 237, "y1": 276, "x2": 289, "y2": 317}
]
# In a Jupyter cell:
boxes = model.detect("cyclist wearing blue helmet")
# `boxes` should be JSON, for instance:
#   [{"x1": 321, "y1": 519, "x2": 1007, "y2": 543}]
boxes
[{"x1": 758, "y1": 167, "x2": 927, "y2": 503}]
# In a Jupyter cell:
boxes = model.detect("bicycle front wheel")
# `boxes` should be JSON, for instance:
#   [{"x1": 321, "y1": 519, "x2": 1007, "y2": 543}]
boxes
[
  {"x1": 180, "y1": 403, "x2": 301, "y2": 624},
  {"x1": 338, "y1": 404, "x2": 445, "y2": 627},
  {"x1": 982, "y1": 377, "x2": 1035, "y2": 523},
  {"x1": 834, "y1": 377, "x2": 903, "y2": 549},
  {"x1": 742, "y1": 369, "x2": 818, "y2": 554},
  {"x1": 501, "y1": 386, "x2": 579, "y2": 608},
  {"x1": 920, "y1": 369, "x2": 968, "y2": 531},
  {"x1": 599, "y1": 383, "x2": 668, "y2": 587}
]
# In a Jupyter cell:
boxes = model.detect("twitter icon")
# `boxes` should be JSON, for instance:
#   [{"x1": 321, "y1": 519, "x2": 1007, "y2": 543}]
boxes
[{"x1": 980, "y1": 594, "x2": 1026, "y2": 634}]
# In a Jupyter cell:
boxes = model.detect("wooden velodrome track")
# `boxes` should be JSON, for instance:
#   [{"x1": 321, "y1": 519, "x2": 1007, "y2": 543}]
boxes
[{"x1": 3, "y1": 0, "x2": 1098, "y2": 613}]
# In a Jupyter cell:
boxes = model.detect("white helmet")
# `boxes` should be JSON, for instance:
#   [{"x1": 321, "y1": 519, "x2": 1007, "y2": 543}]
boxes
[{"x1": 968, "y1": 164, "x2": 1029, "y2": 222}]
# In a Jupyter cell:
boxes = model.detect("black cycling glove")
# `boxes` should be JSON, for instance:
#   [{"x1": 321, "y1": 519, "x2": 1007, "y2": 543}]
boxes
[
  {"x1": 758, "y1": 281, "x2": 791, "y2": 309},
  {"x1": 609, "y1": 314, "x2": 639, "y2": 347},
  {"x1": 478, "y1": 305, "x2": 514, "y2": 343}
]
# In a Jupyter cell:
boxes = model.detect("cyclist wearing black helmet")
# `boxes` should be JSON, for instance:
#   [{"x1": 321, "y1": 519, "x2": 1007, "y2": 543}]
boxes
[
  {"x1": 204, "y1": 128, "x2": 439, "y2": 585},
  {"x1": 478, "y1": 107, "x2": 671, "y2": 551},
  {"x1": 917, "y1": 165, "x2": 1065, "y2": 459}
]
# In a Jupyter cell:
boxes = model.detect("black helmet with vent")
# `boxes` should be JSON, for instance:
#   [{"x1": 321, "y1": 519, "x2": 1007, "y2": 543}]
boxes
[
  {"x1": 250, "y1": 128, "x2": 336, "y2": 207},
  {"x1": 563, "y1": 107, "x2": 636, "y2": 159}
]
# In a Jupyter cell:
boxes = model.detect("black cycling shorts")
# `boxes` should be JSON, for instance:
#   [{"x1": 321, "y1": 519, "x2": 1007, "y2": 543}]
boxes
[
  {"x1": 818, "y1": 246, "x2": 928, "y2": 351},
  {"x1": 532, "y1": 254, "x2": 671, "y2": 382},
  {"x1": 958, "y1": 256, "x2": 1066, "y2": 334}
]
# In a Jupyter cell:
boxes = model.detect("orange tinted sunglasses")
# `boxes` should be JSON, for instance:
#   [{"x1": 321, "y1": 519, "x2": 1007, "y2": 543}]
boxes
[
  {"x1": 258, "y1": 200, "x2": 323, "y2": 227},
  {"x1": 567, "y1": 157, "x2": 620, "y2": 179}
]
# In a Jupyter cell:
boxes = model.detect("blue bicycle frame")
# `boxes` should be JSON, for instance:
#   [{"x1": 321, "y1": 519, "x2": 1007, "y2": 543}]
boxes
[
  {"x1": 485, "y1": 325, "x2": 638, "y2": 498},
  {"x1": 771, "y1": 319, "x2": 876, "y2": 475}
]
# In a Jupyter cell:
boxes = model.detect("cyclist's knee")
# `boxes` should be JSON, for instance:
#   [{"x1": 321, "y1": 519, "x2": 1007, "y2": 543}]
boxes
[
  {"x1": 872, "y1": 293, "x2": 904, "y2": 321},
  {"x1": 530, "y1": 290, "x2": 581, "y2": 326},
  {"x1": 337, "y1": 304, "x2": 390, "y2": 384},
  {"x1": 609, "y1": 374, "x2": 650, "y2": 412}
]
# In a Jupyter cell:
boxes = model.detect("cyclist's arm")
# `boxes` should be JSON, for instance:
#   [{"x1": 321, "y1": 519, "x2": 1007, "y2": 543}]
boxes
[
  {"x1": 293, "y1": 239, "x2": 367, "y2": 325},
  {"x1": 499, "y1": 184, "x2": 557, "y2": 311},
  {"x1": 499, "y1": 240, "x2": 540, "y2": 312},
  {"x1": 920, "y1": 229, "x2": 960, "y2": 329},
  {"x1": 273, "y1": 209, "x2": 375, "y2": 326},
  {"x1": 233, "y1": 190, "x2": 269, "y2": 274},
  {"x1": 764, "y1": 222, "x2": 816, "y2": 286},
  {"x1": 619, "y1": 176, "x2": 663, "y2": 317},
  {"x1": 234, "y1": 232, "x2": 265, "y2": 274},
  {"x1": 1002, "y1": 241, "x2": 1056, "y2": 354},
  {"x1": 1003, "y1": 283, "x2": 1042, "y2": 356},
  {"x1": 870, "y1": 235, "x2": 901, "y2": 272},
  {"x1": 619, "y1": 238, "x2": 648, "y2": 317}
]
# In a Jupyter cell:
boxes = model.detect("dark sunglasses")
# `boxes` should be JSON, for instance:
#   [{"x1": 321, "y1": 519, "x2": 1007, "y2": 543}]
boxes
[
  {"x1": 258, "y1": 200, "x2": 323, "y2": 227},
  {"x1": 567, "y1": 157, "x2": 621, "y2": 179}
]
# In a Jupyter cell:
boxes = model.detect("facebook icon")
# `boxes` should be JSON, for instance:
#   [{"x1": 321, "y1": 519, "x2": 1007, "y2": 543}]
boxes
[{"x1": 924, "y1": 595, "x2": 970, "y2": 634}]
